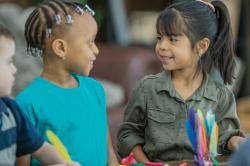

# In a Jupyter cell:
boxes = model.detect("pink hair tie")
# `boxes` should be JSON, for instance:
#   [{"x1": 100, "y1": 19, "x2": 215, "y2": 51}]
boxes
[{"x1": 196, "y1": 0, "x2": 215, "y2": 13}]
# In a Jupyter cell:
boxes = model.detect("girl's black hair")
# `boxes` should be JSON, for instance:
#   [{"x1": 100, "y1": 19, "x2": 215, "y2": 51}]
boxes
[
  {"x1": 156, "y1": 0, "x2": 235, "y2": 84},
  {"x1": 24, "y1": 0, "x2": 88, "y2": 57}
]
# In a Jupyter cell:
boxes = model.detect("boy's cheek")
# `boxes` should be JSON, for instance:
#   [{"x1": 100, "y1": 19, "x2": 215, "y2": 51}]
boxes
[{"x1": 0, "y1": 76, "x2": 14, "y2": 97}]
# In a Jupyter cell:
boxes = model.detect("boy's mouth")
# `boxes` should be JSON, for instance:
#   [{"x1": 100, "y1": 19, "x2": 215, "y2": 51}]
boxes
[{"x1": 13, "y1": 78, "x2": 16, "y2": 85}]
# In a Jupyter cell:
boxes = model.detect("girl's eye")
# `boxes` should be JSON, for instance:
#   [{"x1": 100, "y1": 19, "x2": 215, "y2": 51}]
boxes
[
  {"x1": 156, "y1": 35, "x2": 162, "y2": 41},
  {"x1": 88, "y1": 40, "x2": 95, "y2": 45},
  {"x1": 169, "y1": 35, "x2": 178, "y2": 42}
]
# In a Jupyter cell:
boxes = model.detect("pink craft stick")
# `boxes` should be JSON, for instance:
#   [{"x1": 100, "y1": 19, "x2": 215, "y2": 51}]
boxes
[{"x1": 144, "y1": 162, "x2": 164, "y2": 166}]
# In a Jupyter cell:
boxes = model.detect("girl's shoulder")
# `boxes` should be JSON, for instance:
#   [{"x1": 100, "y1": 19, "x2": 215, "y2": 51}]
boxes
[
  {"x1": 16, "y1": 77, "x2": 44, "y2": 100},
  {"x1": 76, "y1": 75, "x2": 104, "y2": 90},
  {"x1": 140, "y1": 71, "x2": 170, "y2": 84},
  {"x1": 134, "y1": 71, "x2": 170, "y2": 91},
  {"x1": 206, "y1": 74, "x2": 234, "y2": 99},
  {"x1": 140, "y1": 70, "x2": 166, "y2": 81},
  {"x1": 207, "y1": 74, "x2": 231, "y2": 91}
]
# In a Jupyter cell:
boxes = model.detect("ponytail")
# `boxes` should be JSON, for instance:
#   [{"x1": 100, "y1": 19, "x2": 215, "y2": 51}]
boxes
[{"x1": 210, "y1": 0, "x2": 235, "y2": 84}]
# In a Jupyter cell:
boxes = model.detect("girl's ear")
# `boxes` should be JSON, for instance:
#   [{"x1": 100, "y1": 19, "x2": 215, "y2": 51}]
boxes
[
  {"x1": 196, "y1": 37, "x2": 210, "y2": 57},
  {"x1": 51, "y1": 39, "x2": 68, "y2": 59}
]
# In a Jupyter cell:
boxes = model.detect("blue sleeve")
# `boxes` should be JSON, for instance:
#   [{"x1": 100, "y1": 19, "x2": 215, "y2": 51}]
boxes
[
  {"x1": 3, "y1": 97, "x2": 44, "y2": 156},
  {"x1": 230, "y1": 138, "x2": 250, "y2": 166},
  {"x1": 92, "y1": 78, "x2": 106, "y2": 108},
  {"x1": 16, "y1": 94, "x2": 41, "y2": 128},
  {"x1": 83, "y1": 76, "x2": 106, "y2": 108},
  {"x1": 96, "y1": 82, "x2": 106, "y2": 109}
]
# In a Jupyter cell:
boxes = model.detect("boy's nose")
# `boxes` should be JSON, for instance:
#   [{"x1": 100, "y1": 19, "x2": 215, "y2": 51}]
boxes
[{"x1": 12, "y1": 64, "x2": 17, "y2": 74}]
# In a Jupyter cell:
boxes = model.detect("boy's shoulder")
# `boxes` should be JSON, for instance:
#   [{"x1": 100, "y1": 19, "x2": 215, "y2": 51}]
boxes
[
  {"x1": 0, "y1": 97, "x2": 45, "y2": 157},
  {"x1": 1, "y1": 97, "x2": 18, "y2": 110},
  {"x1": 1, "y1": 97, "x2": 23, "y2": 126}
]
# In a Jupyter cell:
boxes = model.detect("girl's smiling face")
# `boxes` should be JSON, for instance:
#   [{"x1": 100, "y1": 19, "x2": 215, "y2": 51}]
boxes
[
  {"x1": 155, "y1": 34, "x2": 199, "y2": 73},
  {"x1": 62, "y1": 13, "x2": 99, "y2": 76}
]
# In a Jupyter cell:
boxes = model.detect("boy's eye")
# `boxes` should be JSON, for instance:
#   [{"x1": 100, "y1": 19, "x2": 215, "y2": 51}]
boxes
[{"x1": 8, "y1": 60, "x2": 13, "y2": 64}]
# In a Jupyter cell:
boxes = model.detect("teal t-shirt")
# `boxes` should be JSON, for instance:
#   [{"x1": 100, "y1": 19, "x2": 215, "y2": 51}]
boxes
[{"x1": 16, "y1": 75, "x2": 107, "y2": 165}]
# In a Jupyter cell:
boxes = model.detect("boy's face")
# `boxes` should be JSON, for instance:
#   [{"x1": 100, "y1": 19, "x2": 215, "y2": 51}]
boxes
[{"x1": 0, "y1": 36, "x2": 16, "y2": 97}]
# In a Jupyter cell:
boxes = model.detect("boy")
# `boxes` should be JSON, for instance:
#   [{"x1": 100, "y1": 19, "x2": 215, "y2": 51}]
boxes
[{"x1": 0, "y1": 24, "x2": 77, "y2": 166}]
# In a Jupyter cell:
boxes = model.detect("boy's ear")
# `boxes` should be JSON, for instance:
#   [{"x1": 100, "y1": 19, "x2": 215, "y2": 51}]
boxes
[
  {"x1": 51, "y1": 39, "x2": 68, "y2": 59},
  {"x1": 196, "y1": 37, "x2": 210, "y2": 56}
]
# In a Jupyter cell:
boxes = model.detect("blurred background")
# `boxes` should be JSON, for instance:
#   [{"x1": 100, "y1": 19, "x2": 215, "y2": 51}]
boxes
[{"x1": 0, "y1": 0, "x2": 250, "y2": 155}]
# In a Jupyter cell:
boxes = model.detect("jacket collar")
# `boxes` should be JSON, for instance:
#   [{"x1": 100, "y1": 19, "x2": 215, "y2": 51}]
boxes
[{"x1": 155, "y1": 70, "x2": 217, "y2": 102}]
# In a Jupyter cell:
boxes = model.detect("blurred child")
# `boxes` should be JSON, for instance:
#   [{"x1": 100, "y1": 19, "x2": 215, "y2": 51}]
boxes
[
  {"x1": 117, "y1": 0, "x2": 245, "y2": 162},
  {"x1": 0, "y1": 24, "x2": 78, "y2": 166},
  {"x1": 230, "y1": 137, "x2": 250, "y2": 166},
  {"x1": 16, "y1": 0, "x2": 118, "y2": 165}
]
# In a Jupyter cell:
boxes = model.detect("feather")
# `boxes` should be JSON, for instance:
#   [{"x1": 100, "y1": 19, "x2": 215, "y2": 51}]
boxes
[
  {"x1": 46, "y1": 130, "x2": 72, "y2": 163},
  {"x1": 197, "y1": 117, "x2": 204, "y2": 164},
  {"x1": 197, "y1": 109, "x2": 208, "y2": 156},
  {"x1": 188, "y1": 107, "x2": 196, "y2": 130},
  {"x1": 185, "y1": 120, "x2": 197, "y2": 151},
  {"x1": 186, "y1": 108, "x2": 219, "y2": 165},
  {"x1": 209, "y1": 123, "x2": 219, "y2": 159},
  {"x1": 206, "y1": 109, "x2": 215, "y2": 138}
]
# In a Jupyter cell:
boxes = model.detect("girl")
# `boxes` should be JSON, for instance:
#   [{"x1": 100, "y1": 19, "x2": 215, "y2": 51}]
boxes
[
  {"x1": 117, "y1": 0, "x2": 245, "y2": 162},
  {"x1": 16, "y1": 0, "x2": 118, "y2": 165}
]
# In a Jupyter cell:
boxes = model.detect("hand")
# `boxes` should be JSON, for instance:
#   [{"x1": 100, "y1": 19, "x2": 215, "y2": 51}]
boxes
[
  {"x1": 67, "y1": 162, "x2": 81, "y2": 166},
  {"x1": 51, "y1": 162, "x2": 81, "y2": 166},
  {"x1": 108, "y1": 159, "x2": 119, "y2": 166},
  {"x1": 227, "y1": 136, "x2": 246, "y2": 151}
]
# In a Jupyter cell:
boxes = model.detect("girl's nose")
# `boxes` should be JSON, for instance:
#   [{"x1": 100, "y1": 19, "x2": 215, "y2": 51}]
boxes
[
  {"x1": 157, "y1": 38, "x2": 170, "y2": 52},
  {"x1": 93, "y1": 43, "x2": 99, "y2": 56}
]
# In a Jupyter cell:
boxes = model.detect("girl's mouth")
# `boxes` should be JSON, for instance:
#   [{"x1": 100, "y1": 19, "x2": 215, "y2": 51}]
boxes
[{"x1": 159, "y1": 55, "x2": 174, "y2": 64}]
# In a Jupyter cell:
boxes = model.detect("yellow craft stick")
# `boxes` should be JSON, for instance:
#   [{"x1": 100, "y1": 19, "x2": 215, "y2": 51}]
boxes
[{"x1": 46, "y1": 130, "x2": 72, "y2": 163}]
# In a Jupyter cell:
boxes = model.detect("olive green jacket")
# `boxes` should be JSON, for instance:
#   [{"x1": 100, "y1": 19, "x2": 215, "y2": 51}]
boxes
[{"x1": 117, "y1": 71, "x2": 244, "y2": 162}]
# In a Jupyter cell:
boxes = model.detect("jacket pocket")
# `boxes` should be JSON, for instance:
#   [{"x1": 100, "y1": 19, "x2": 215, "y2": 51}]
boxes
[
  {"x1": 147, "y1": 108, "x2": 175, "y2": 123},
  {"x1": 146, "y1": 108, "x2": 177, "y2": 143}
]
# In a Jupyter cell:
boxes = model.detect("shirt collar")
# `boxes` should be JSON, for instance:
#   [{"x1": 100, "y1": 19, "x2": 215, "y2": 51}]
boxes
[
  {"x1": 156, "y1": 71, "x2": 217, "y2": 102},
  {"x1": 0, "y1": 98, "x2": 8, "y2": 113},
  {"x1": 156, "y1": 71, "x2": 175, "y2": 96}
]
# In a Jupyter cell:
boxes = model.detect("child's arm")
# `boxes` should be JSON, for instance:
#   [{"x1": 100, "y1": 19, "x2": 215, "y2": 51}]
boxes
[
  {"x1": 227, "y1": 136, "x2": 246, "y2": 151},
  {"x1": 17, "y1": 155, "x2": 30, "y2": 166},
  {"x1": 217, "y1": 87, "x2": 245, "y2": 153},
  {"x1": 132, "y1": 145, "x2": 150, "y2": 162},
  {"x1": 117, "y1": 80, "x2": 147, "y2": 158},
  {"x1": 16, "y1": 144, "x2": 66, "y2": 166},
  {"x1": 32, "y1": 142, "x2": 65, "y2": 165},
  {"x1": 107, "y1": 129, "x2": 119, "y2": 166}
]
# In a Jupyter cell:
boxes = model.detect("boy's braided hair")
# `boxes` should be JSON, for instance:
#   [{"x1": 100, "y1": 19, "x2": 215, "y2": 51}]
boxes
[{"x1": 25, "y1": 0, "x2": 94, "y2": 57}]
